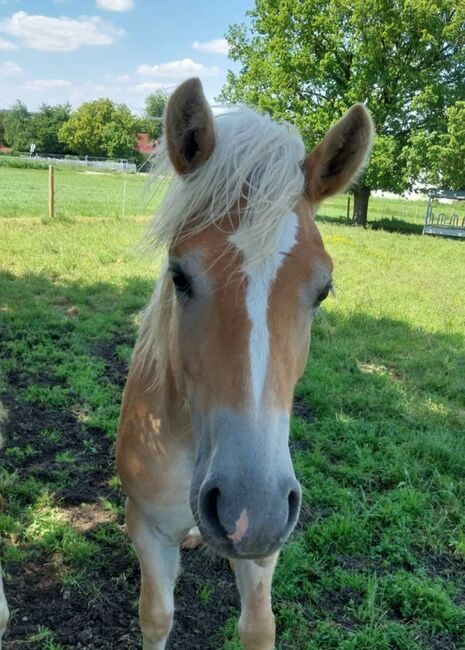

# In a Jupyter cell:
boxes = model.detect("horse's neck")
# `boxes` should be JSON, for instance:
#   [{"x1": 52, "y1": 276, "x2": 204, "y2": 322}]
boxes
[
  {"x1": 124, "y1": 347, "x2": 191, "y2": 441},
  {"x1": 160, "y1": 359, "x2": 191, "y2": 434}
]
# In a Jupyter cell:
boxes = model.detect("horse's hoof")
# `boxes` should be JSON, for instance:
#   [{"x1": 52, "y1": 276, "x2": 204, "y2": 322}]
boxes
[{"x1": 181, "y1": 527, "x2": 203, "y2": 550}]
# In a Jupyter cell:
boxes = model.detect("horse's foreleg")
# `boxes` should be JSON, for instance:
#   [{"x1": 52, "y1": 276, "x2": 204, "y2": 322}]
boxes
[
  {"x1": 126, "y1": 499, "x2": 180, "y2": 650},
  {"x1": 235, "y1": 553, "x2": 279, "y2": 650},
  {"x1": 0, "y1": 564, "x2": 9, "y2": 648}
]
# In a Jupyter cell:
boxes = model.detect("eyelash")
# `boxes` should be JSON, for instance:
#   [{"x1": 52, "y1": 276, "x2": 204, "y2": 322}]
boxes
[
  {"x1": 169, "y1": 266, "x2": 193, "y2": 299},
  {"x1": 315, "y1": 283, "x2": 333, "y2": 307}
]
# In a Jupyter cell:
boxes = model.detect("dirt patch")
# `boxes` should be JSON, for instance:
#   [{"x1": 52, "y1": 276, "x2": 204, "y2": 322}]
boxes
[
  {"x1": 336, "y1": 554, "x2": 387, "y2": 574},
  {"x1": 1, "y1": 396, "x2": 116, "y2": 506},
  {"x1": 172, "y1": 548, "x2": 240, "y2": 649},
  {"x1": 4, "y1": 544, "x2": 239, "y2": 649},
  {"x1": 319, "y1": 586, "x2": 361, "y2": 631},
  {"x1": 60, "y1": 503, "x2": 117, "y2": 533},
  {"x1": 422, "y1": 632, "x2": 460, "y2": 650},
  {"x1": 423, "y1": 552, "x2": 465, "y2": 607},
  {"x1": 1, "y1": 374, "x2": 240, "y2": 648},
  {"x1": 90, "y1": 340, "x2": 130, "y2": 389},
  {"x1": 5, "y1": 557, "x2": 141, "y2": 649},
  {"x1": 292, "y1": 397, "x2": 315, "y2": 423}
]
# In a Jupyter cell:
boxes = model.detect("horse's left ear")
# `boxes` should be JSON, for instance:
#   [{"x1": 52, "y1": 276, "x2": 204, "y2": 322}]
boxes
[
  {"x1": 165, "y1": 77, "x2": 216, "y2": 175},
  {"x1": 304, "y1": 104, "x2": 373, "y2": 201}
]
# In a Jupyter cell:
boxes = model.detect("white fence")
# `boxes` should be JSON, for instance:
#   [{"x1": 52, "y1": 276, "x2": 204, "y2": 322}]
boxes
[{"x1": 22, "y1": 153, "x2": 137, "y2": 173}]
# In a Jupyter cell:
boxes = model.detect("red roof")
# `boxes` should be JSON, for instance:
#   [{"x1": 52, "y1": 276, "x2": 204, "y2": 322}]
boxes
[
  {"x1": 0, "y1": 145, "x2": 12, "y2": 154},
  {"x1": 135, "y1": 133, "x2": 156, "y2": 155}
]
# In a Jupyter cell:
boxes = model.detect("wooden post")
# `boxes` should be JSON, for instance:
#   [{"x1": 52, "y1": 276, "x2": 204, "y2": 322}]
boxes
[
  {"x1": 346, "y1": 194, "x2": 351, "y2": 221},
  {"x1": 48, "y1": 165, "x2": 54, "y2": 219}
]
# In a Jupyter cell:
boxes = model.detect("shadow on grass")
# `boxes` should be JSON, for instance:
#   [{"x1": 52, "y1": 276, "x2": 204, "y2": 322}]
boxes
[
  {"x1": 1, "y1": 270, "x2": 464, "y2": 649},
  {"x1": 315, "y1": 213, "x2": 425, "y2": 235},
  {"x1": 315, "y1": 213, "x2": 352, "y2": 227},
  {"x1": 371, "y1": 217, "x2": 423, "y2": 235}
]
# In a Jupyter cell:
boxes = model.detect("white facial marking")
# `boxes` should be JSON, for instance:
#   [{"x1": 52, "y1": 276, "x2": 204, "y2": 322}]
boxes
[
  {"x1": 228, "y1": 508, "x2": 249, "y2": 544},
  {"x1": 230, "y1": 211, "x2": 299, "y2": 408}
]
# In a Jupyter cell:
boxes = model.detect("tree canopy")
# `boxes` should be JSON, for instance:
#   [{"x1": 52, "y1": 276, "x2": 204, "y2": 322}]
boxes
[
  {"x1": 220, "y1": 0, "x2": 465, "y2": 222},
  {"x1": 31, "y1": 103, "x2": 72, "y2": 154},
  {"x1": 59, "y1": 98, "x2": 137, "y2": 158},
  {"x1": 0, "y1": 111, "x2": 6, "y2": 146},
  {"x1": 3, "y1": 101, "x2": 33, "y2": 152},
  {"x1": 2, "y1": 102, "x2": 71, "y2": 154},
  {"x1": 143, "y1": 91, "x2": 167, "y2": 140}
]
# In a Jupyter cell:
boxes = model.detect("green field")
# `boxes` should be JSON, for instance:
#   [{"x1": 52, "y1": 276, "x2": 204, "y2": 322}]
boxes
[
  {"x1": 0, "y1": 164, "x2": 161, "y2": 219},
  {"x1": 0, "y1": 163, "x2": 435, "y2": 230},
  {"x1": 1, "y1": 207, "x2": 464, "y2": 649}
]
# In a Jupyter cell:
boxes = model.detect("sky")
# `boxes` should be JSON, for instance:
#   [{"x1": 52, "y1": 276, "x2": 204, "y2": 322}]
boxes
[{"x1": 0, "y1": 0, "x2": 253, "y2": 113}]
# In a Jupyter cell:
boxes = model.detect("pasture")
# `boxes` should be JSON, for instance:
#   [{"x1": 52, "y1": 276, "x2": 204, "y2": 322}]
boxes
[
  {"x1": 0, "y1": 164, "x2": 159, "y2": 220},
  {"x1": 0, "y1": 201, "x2": 464, "y2": 646},
  {"x1": 0, "y1": 162, "x2": 432, "y2": 230}
]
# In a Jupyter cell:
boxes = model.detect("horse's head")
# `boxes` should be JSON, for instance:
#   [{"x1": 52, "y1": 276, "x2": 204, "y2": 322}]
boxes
[{"x1": 160, "y1": 78, "x2": 372, "y2": 559}]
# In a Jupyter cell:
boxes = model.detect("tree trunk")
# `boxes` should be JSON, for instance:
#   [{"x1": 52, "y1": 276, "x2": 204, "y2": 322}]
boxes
[{"x1": 352, "y1": 186, "x2": 371, "y2": 226}]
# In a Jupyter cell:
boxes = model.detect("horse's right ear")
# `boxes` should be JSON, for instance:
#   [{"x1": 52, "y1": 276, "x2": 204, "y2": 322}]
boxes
[
  {"x1": 165, "y1": 77, "x2": 215, "y2": 175},
  {"x1": 304, "y1": 104, "x2": 373, "y2": 201}
]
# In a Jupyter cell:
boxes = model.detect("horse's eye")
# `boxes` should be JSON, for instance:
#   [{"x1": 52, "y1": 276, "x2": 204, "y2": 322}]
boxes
[
  {"x1": 315, "y1": 283, "x2": 332, "y2": 307},
  {"x1": 170, "y1": 266, "x2": 193, "y2": 298}
]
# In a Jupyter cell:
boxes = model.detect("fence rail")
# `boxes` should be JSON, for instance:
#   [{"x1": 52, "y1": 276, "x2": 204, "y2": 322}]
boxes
[
  {"x1": 0, "y1": 152, "x2": 137, "y2": 173},
  {"x1": 26, "y1": 154, "x2": 137, "y2": 173}
]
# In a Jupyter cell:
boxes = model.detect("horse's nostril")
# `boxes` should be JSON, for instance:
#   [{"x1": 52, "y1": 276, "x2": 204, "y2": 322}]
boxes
[
  {"x1": 201, "y1": 486, "x2": 227, "y2": 538},
  {"x1": 287, "y1": 488, "x2": 301, "y2": 528}
]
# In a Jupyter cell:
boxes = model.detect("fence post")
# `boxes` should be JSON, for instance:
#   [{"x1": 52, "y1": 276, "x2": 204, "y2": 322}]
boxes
[
  {"x1": 48, "y1": 165, "x2": 54, "y2": 219},
  {"x1": 346, "y1": 195, "x2": 351, "y2": 221},
  {"x1": 121, "y1": 173, "x2": 127, "y2": 219}
]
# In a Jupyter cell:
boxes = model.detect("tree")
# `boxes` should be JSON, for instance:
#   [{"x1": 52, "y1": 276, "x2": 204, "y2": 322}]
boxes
[
  {"x1": 3, "y1": 101, "x2": 33, "y2": 152},
  {"x1": 143, "y1": 91, "x2": 167, "y2": 140},
  {"x1": 220, "y1": 0, "x2": 465, "y2": 224},
  {"x1": 30, "y1": 103, "x2": 72, "y2": 154},
  {"x1": 59, "y1": 98, "x2": 137, "y2": 158},
  {"x1": 407, "y1": 101, "x2": 465, "y2": 191},
  {"x1": 0, "y1": 111, "x2": 6, "y2": 145},
  {"x1": 439, "y1": 102, "x2": 465, "y2": 190}
]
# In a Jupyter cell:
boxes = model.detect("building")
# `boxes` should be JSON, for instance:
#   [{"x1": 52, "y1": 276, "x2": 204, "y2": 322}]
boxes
[{"x1": 135, "y1": 133, "x2": 157, "y2": 156}]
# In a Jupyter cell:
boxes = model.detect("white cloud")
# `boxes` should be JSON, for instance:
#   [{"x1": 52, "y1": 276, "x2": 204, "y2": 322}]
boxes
[
  {"x1": 0, "y1": 60, "x2": 23, "y2": 76},
  {"x1": 0, "y1": 37, "x2": 17, "y2": 50},
  {"x1": 0, "y1": 11, "x2": 124, "y2": 52},
  {"x1": 23, "y1": 78, "x2": 71, "y2": 90},
  {"x1": 134, "y1": 81, "x2": 174, "y2": 93},
  {"x1": 97, "y1": 0, "x2": 134, "y2": 11},
  {"x1": 104, "y1": 73, "x2": 130, "y2": 83},
  {"x1": 136, "y1": 58, "x2": 219, "y2": 79},
  {"x1": 193, "y1": 38, "x2": 229, "y2": 55},
  {"x1": 69, "y1": 81, "x2": 108, "y2": 101}
]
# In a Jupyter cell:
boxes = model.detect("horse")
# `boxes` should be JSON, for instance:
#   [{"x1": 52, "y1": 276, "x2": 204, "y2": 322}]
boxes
[
  {"x1": 0, "y1": 495, "x2": 9, "y2": 648},
  {"x1": 0, "y1": 567, "x2": 8, "y2": 649},
  {"x1": 116, "y1": 77, "x2": 372, "y2": 649}
]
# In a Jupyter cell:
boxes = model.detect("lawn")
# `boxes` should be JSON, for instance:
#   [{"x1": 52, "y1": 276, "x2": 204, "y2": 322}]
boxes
[
  {"x1": 0, "y1": 214, "x2": 464, "y2": 649},
  {"x1": 0, "y1": 162, "x2": 435, "y2": 230},
  {"x1": 0, "y1": 165, "x2": 162, "y2": 219}
]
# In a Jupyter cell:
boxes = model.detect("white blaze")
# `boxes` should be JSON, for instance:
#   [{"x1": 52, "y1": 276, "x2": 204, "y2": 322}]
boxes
[{"x1": 230, "y1": 211, "x2": 299, "y2": 408}]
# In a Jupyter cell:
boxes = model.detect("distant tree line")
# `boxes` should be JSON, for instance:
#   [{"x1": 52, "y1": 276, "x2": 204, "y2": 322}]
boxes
[{"x1": 0, "y1": 91, "x2": 167, "y2": 160}]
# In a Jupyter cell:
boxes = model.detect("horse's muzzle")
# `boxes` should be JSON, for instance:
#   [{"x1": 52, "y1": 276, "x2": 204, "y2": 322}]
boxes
[{"x1": 196, "y1": 474, "x2": 301, "y2": 559}]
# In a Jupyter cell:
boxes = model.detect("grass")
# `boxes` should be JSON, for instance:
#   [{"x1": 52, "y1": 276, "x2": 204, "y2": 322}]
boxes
[
  {"x1": 319, "y1": 193, "x2": 429, "y2": 230},
  {"x1": 0, "y1": 165, "x2": 163, "y2": 219},
  {"x1": 0, "y1": 162, "x2": 446, "y2": 230},
  {"x1": 1, "y1": 212, "x2": 464, "y2": 648}
]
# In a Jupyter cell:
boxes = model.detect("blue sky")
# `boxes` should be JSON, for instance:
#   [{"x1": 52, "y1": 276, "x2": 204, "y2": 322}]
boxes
[{"x1": 0, "y1": 0, "x2": 253, "y2": 112}]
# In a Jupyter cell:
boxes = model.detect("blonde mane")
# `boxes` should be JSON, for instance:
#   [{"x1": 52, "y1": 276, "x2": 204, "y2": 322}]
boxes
[{"x1": 134, "y1": 106, "x2": 307, "y2": 385}]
